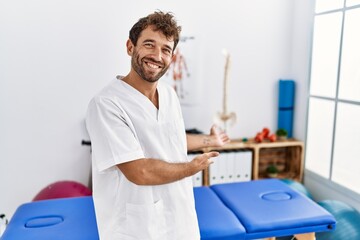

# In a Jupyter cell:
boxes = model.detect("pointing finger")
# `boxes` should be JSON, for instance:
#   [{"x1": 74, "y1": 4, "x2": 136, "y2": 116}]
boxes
[{"x1": 204, "y1": 151, "x2": 219, "y2": 158}]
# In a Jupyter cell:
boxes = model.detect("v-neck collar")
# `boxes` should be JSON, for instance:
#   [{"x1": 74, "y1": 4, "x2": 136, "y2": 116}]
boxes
[{"x1": 115, "y1": 77, "x2": 162, "y2": 122}]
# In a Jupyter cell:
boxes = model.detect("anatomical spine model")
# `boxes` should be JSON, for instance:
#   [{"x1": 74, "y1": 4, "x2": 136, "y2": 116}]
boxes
[{"x1": 216, "y1": 50, "x2": 236, "y2": 132}]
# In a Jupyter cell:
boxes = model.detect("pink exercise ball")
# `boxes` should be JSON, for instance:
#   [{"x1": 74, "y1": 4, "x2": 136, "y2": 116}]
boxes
[{"x1": 33, "y1": 181, "x2": 92, "y2": 201}]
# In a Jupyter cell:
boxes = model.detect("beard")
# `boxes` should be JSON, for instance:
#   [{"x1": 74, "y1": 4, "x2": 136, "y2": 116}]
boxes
[{"x1": 131, "y1": 50, "x2": 170, "y2": 83}]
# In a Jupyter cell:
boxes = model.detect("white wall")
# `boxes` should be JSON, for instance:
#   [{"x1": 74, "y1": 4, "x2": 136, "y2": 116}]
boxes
[
  {"x1": 290, "y1": 0, "x2": 316, "y2": 141},
  {"x1": 0, "y1": 0, "x2": 313, "y2": 218},
  {"x1": 181, "y1": 0, "x2": 295, "y2": 137}
]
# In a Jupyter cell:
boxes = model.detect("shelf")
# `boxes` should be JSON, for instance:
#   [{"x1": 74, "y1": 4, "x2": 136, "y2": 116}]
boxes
[{"x1": 197, "y1": 138, "x2": 304, "y2": 185}]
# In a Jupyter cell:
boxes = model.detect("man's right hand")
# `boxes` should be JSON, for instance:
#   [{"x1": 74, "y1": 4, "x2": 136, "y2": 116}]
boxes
[{"x1": 190, "y1": 151, "x2": 219, "y2": 174}]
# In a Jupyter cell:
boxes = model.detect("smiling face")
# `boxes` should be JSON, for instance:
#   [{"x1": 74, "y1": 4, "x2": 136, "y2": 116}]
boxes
[{"x1": 128, "y1": 26, "x2": 174, "y2": 83}]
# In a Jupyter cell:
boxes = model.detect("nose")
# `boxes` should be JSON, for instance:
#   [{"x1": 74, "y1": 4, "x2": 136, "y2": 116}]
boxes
[{"x1": 151, "y1": 47, "x2": 162, "y2": 61}]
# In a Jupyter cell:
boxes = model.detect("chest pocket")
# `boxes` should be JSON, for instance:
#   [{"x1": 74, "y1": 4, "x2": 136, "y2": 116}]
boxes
[{"x1": 164, "y1": 118, "x2": 186, "y2": 154}]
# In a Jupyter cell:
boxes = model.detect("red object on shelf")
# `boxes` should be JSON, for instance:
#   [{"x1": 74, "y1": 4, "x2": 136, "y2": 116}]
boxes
[
  {"x1": 254, "y1": 128, "x2": 276, "y2": 143},
  {"x1": 255, "y1": 133, "x2": 263, "y2": 143},
  {"x1": 262, "y1": 128, "x2": 270, "y2": 139},
  {"x1": 268, "y1": 134, "x2": 277, "y2": 142}
]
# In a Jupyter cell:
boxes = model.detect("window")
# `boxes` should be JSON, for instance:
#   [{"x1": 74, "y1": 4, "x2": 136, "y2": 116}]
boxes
[
  {"x1": 306, "y1": 1, "x2": 360, "y2": 194},
  {"x1": 346, "y1": 0, "x2": 360, "y2": 7},
  {"x1": 315, "y1": 0, "x2": 344, "y2": 13},
  {"x1": 309, "y1": 12, "x2": 342, "y2": 98}
]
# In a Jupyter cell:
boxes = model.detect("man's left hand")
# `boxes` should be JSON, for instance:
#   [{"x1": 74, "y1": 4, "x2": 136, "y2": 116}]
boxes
[{"x1": 209, "y1": 125, "x2": 230, "y2": 147}]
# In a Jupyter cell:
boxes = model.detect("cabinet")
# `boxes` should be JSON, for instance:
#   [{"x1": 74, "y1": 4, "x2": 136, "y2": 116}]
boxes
[
  {"x1": 207, "y1": 150, "x2": 252, "y2": 185},
  {"x1": 196, "y1": 138, "x2": 304, "y2": 186}
]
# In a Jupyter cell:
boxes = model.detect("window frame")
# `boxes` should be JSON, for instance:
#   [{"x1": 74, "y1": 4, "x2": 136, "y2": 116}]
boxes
[{"x1": 305, "y1": 1, "x2": 360, "y2": 195}]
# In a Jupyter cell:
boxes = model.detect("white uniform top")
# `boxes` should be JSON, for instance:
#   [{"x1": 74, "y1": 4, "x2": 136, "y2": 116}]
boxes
[{"x1": 86, "y1": 77, "x2": 200, "y2": 240}]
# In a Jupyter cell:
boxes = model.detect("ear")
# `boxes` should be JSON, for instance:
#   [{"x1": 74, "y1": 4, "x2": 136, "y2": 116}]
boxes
[
  {"x1": 170, "y1": 53, "x2": 176, "y2": 62},
  {"x1": 171, "y1": 48, "x2": 179, "y2": 60},
  {"x1": 126, "y1": 39, "x2": 134, "y2": 56}
]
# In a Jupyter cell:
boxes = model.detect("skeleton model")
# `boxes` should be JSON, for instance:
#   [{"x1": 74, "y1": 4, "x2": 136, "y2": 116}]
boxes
[
  {"x1": 215, "y1": 50, "x2": 237, "y2": 132},
  {"x1": 166, "y1": 36, "x2": 194, "y2": 99},
  {"x1": 169, "y1": 48, "x2": 189, "y2": 99}
]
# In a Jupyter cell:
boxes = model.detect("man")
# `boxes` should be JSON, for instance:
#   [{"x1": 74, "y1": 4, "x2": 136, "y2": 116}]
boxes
[{"x1": 86, "y1": 11, "x2": 230, "y2": 240}]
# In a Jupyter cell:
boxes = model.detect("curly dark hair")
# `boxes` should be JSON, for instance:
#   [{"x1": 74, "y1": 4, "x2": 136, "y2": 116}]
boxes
[{"x1": 129, "y1": 11, "x2": 182, "y2": 52}]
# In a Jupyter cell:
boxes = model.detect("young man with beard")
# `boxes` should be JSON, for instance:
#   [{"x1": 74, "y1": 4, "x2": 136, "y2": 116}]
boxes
[{"x1": 86, "y1": 11, "x2": 230, "y2": 240}]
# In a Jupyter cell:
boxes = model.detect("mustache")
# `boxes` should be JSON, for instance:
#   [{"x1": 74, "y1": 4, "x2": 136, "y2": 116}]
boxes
[{"x1": 142, "y1": 57, "x2": 164, "y2": 67}]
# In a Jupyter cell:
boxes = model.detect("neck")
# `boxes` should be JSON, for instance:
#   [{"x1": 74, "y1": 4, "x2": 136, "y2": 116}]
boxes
[{"x1": 121, "y1": 72, "x2": 159, "y2": 108}]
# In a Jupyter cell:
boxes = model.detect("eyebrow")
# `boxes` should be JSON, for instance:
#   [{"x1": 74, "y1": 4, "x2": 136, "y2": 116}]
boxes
[{"x1": 143, "y1": 39, "x2": 174, "y2": 52}]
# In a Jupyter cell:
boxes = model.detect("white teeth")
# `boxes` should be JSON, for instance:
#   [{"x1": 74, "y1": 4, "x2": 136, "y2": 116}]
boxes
[{"x1": 146, "y1": 62, "x2": 160, "y2": 69}]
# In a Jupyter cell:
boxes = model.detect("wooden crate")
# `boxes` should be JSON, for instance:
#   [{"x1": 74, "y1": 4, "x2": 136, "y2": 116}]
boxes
[{"x1": 258, "y1": 145, "x2": 303, "y2": 181}]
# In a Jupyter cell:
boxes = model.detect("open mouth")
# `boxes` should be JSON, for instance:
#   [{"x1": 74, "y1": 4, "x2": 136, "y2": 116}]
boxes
[{"x1": 143, "y1": 59, "x2": 163, "y2": 70}]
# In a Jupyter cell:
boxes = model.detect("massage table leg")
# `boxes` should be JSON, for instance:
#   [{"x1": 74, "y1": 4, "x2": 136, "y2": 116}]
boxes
[
  {"x1": 265, "y1": 232, "x2": 315, "y2": 240},
  {"x1": 294, "y1": 232, "x2": 315, "y2": 240}
]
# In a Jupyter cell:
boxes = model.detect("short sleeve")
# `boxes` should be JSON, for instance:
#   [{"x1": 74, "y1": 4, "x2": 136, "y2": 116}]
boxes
[{"x1": 85, "y1": 96, "x2": 144, "y2": 172}]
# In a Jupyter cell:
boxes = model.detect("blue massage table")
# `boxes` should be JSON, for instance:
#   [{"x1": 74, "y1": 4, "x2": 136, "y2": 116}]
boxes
[
  {"x1": 197, "y1": 179, "x2": 336, "y2": 240},
  {"x1": 1, "y1": 179, "x2": 336, "y2": 240}
]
